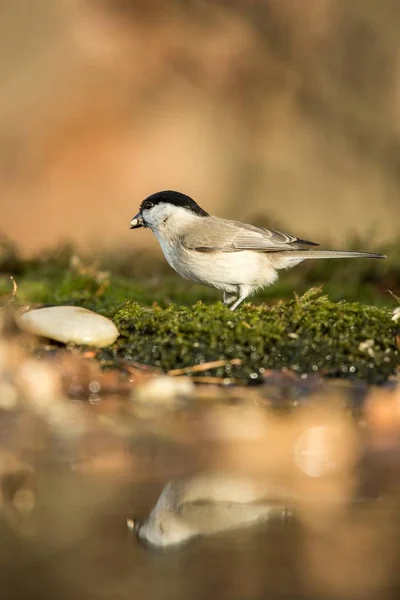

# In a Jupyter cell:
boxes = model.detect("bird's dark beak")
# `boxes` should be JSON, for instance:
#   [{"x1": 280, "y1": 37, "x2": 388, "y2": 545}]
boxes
[{"x1": 130, "y1": 212, "x2": 144, "y2": 229}]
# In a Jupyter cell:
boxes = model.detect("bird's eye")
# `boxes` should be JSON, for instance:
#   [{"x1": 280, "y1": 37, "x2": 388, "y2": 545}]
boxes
[{"x1": 144, "y1": 201, "x2": 154, "y2": 210}]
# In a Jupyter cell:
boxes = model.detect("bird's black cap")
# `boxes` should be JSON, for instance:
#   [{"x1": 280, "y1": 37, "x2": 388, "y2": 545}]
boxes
[{"x1": 140, "y1": 190, "x2": 209, "y2": 217}]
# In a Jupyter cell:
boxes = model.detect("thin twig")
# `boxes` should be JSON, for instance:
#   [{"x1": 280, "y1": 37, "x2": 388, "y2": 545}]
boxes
[
  {"x1": 10, "y1": 276, "x2": 17, "y2": 297},
  {"x1": 189, "y1": 376, "x2": 243, "y2": 385},
  {"x1": 116, "y1": 358, "x2": 162, "y2": 373},
  {"x1": 0, "y1": 276, "x2": 18, "y2": 307},
  {"x1": 388, "y1": 290, "x2": 400, "y2": 303},
  {"x1": 168, "y1": 358, "x2": 242, "y2": 376}
]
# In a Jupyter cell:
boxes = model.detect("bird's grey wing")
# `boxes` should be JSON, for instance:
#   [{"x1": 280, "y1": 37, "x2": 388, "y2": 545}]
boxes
[{"x1": 181, "y1": 217, "x2": 319, "y2": 253}]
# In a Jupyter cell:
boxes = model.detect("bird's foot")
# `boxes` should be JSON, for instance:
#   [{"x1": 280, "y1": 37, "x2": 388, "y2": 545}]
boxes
[{"x1": 223, "y1": 292, "x2": 237, "y2": 307}]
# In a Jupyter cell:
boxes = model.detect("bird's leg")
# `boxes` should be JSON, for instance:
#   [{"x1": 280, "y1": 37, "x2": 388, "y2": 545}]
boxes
[
  {"x1": 229, "y1": 294, "x2": 248, "y2": 311},
  {"x1": 223, "y1": 291, "x2": 237, "y2": 306}
]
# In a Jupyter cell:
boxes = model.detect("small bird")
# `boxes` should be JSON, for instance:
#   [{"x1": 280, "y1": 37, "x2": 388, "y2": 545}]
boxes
[{"x1": 130, "y1": 190, "x2": 386, "y2": 310}]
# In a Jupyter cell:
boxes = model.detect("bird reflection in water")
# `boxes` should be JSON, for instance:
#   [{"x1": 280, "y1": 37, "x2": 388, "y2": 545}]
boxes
[{"x1": 128, "y1": 473, "x2": 291, "y2": 550}]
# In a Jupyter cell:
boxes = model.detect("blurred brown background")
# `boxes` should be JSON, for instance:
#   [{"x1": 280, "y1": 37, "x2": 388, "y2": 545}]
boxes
[{"x1": 1, "y1": 0, "x2": 400, "y2": 254}]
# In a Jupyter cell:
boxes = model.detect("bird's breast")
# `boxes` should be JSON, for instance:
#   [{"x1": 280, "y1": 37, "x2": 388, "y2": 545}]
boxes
[
  {"x1": 157, "y1": 238, "x2": 195, "y2": 280},
  {"x1": 155, "y1": 234, "x2": 278, "y2": 290},
  {"x1": 156, "y1": 237, "x2": 220, "y2": 284}
]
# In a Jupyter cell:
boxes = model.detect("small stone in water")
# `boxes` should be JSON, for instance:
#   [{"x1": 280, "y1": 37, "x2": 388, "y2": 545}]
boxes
[
  {"x1": 17, "y1": 306, "x2": 119, "y2": 348},
  {"x1": 134, "y1": 376, "x2": 194, "y2": 406}
]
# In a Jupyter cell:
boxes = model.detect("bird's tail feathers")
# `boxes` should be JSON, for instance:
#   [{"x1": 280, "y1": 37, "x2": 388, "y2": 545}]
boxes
[{"x1": 285, "y1": 250, "x2": 386, "y2": 260}]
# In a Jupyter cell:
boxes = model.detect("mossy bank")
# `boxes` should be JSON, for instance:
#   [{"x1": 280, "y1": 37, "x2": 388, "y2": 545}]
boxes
[
  {"x1": 0, "y1": 242, "x2": 398, "y2": 384},
  {"x1": 100, "y1": 290, "x2": 399, "y2": 384}
]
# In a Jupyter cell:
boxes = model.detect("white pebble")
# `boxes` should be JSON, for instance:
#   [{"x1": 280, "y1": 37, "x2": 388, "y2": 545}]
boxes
[{"x1": 17, "y1": 306, "x2": 119, "y2": 348}]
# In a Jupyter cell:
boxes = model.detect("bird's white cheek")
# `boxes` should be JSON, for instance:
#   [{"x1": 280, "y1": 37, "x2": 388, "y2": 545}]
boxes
[{"x1": 141, "y1": 210, "x2": 154, "y2": 229}]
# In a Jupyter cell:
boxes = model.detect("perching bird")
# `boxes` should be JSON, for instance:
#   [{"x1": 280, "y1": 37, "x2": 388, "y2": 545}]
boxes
[{"x1": 130, "y1": 190, "x2": 386, "y2": 311}]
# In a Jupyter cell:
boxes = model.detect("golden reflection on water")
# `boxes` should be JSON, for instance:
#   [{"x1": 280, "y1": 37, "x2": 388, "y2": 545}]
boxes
[
  {"x1": 0, "y1": 389, "x2": 399, "y2": 599},
  {"x1": 0, "y1": 340, "x2": 400, "y2": 599}
]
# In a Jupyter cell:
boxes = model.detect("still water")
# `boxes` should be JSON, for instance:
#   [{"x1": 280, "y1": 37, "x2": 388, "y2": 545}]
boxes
[
  {"x1": 1, "y1": 371, "x2": 400, "y2": 600},
  {"x1": 0, "y1": 442, "x2": 399, "y2": 600}
]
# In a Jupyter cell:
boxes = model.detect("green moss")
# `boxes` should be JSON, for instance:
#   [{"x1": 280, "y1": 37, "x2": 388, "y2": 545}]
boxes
[
  {"x1": 0, "y1": 241, "x2": 399, "y2": 384},
  {"x1": 98, "y1": 289, "x2": 399, "y2": 384}
]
